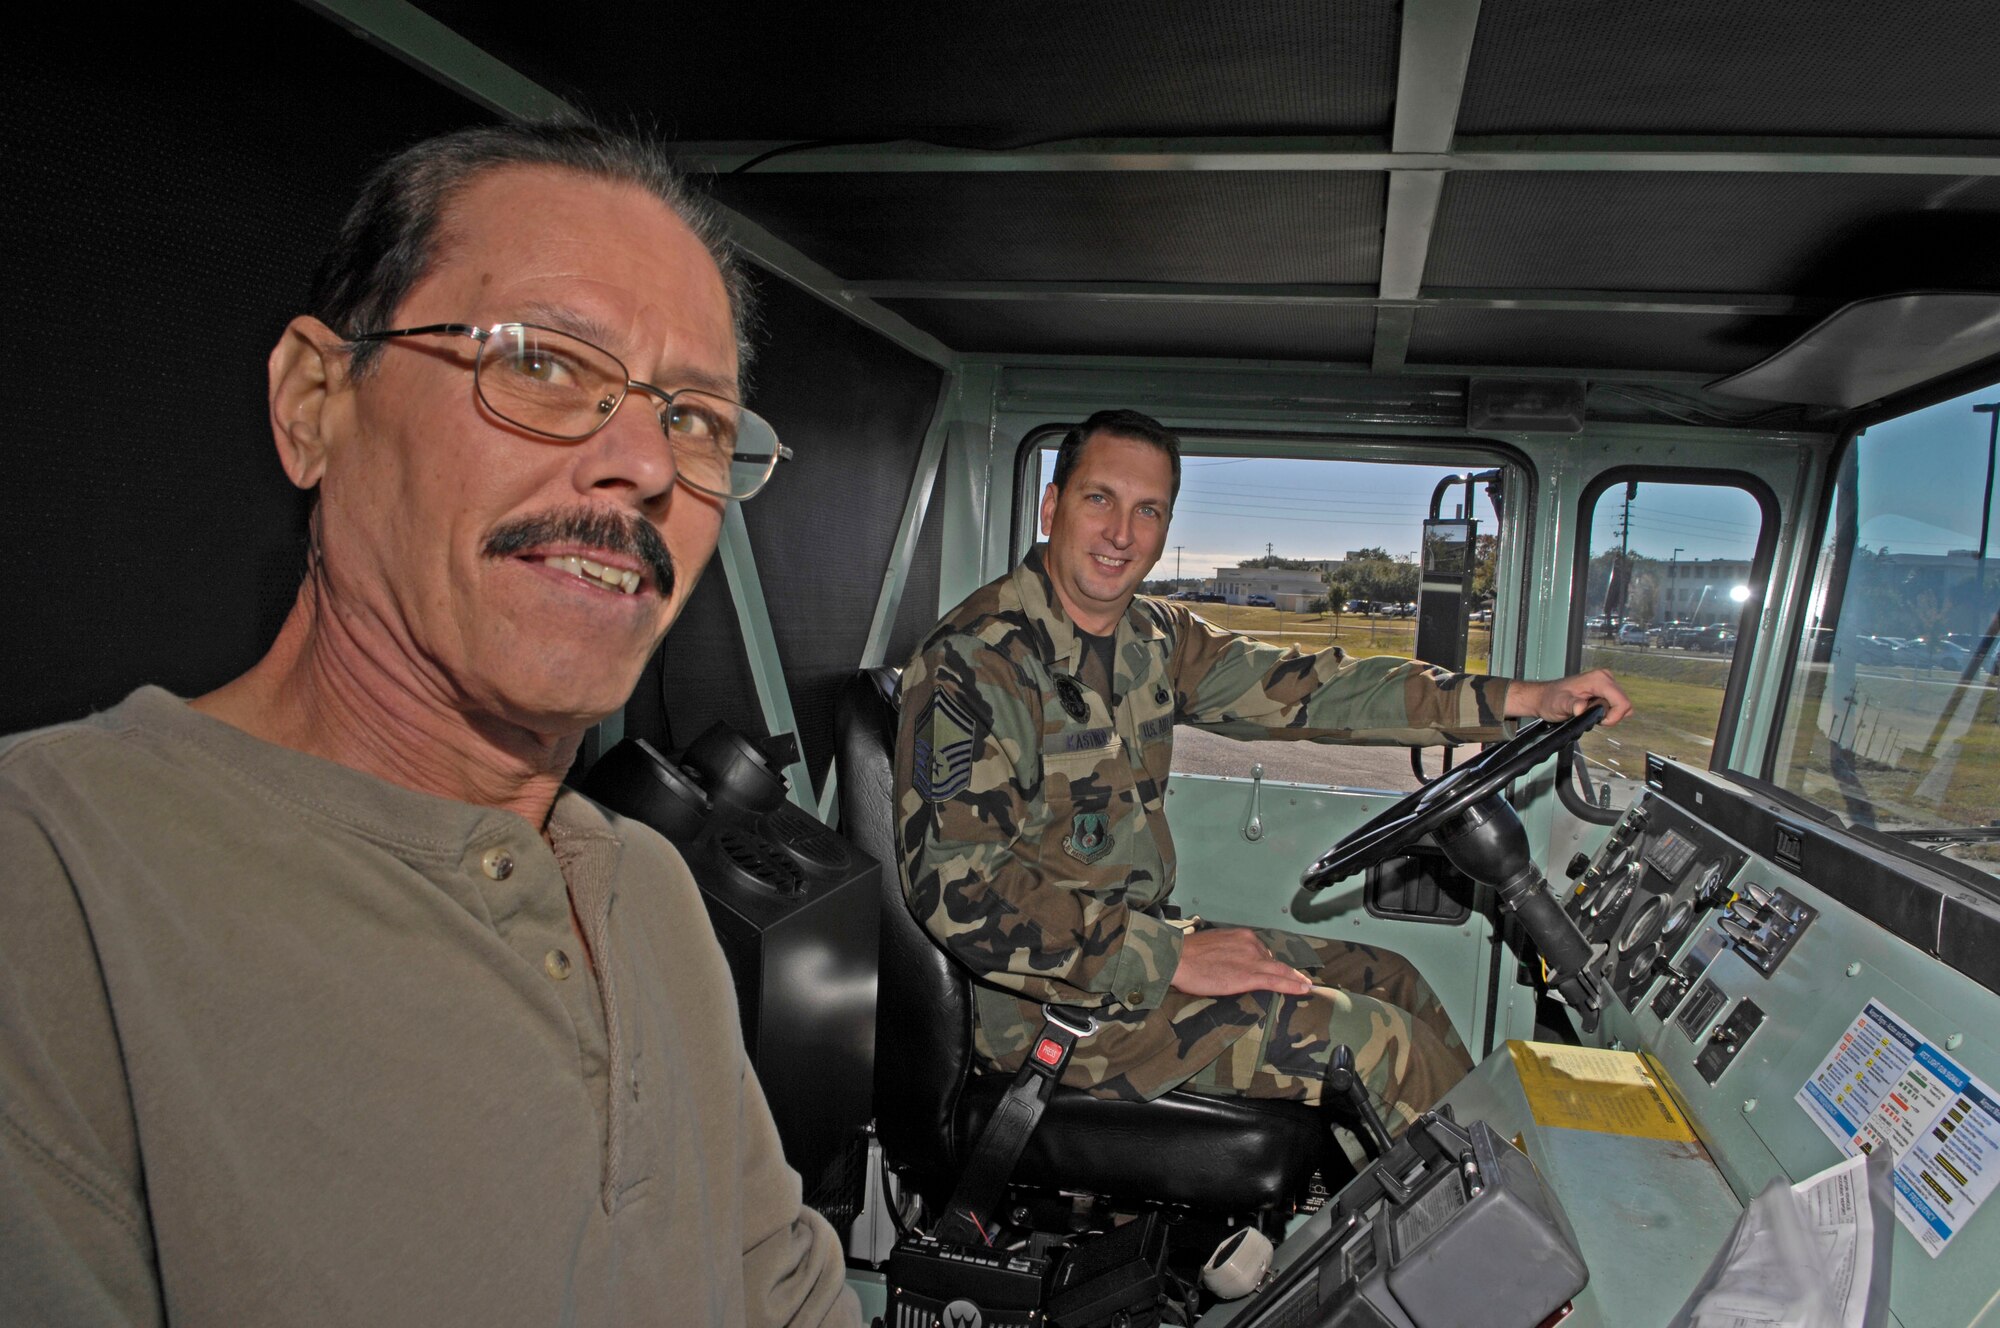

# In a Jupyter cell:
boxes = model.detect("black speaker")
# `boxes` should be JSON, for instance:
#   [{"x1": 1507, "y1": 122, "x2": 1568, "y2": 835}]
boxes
[{"x1": 580, "y1": 732, "x2": 880, "y2": 1192}]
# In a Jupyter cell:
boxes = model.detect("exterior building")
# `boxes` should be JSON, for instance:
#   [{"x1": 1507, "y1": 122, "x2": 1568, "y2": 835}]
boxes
[
  {"x1": 1661, "y1": 557, "x2": 1754, "y2": 623},
  {"x1": 1211, "y1": 567, "x2": 1330, "y2": 609}
]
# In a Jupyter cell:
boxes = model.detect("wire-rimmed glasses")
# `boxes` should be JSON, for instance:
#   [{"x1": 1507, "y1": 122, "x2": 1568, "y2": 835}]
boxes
[{"x1": 347, "y1": 322, "x2": 789, "y2": 501}]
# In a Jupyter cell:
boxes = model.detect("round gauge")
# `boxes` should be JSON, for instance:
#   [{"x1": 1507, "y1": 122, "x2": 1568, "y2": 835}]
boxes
[
  {"x1": 1592, "y1": 877, "x2": 1636, "y2": 921},
  {"x1": 1662, "y1": 899, "x2": 1694, "y2": 938},
  {"x1": 1619, "y1": 894, "x2": 1666, "y2": 953},
  {"x1": 1627, "y1": 943, "x2": 1662, "y2": 983},
  {"x1": 1604, "y1": 844, "x2": 1637, "y2": 877}
]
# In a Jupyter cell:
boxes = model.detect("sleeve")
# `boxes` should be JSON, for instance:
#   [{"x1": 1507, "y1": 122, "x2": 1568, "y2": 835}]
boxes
[
  {"x1": 895, "y1": 634, "x2": 1185, "y2": 1012},
  {"x1": 1163, "y1": 605, "x2": 1513, "y2": 746},
  {"x1": 735, "y1": 1062, "x2": 862, "y2": 1328},
  {"x1": 0, "y1": 799, "x2": 164, "y2": 1327}
]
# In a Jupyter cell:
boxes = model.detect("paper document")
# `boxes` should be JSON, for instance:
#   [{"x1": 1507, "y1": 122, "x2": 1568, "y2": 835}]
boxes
[{"x1": 1508, "y1": 1040, "x2": 1696, "y2": 1141}]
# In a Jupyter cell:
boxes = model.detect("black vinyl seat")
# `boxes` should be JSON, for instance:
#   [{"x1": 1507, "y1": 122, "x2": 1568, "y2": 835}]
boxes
[{"x1": 835, "y1": 667, "x2": 1339, "y2": 1214}]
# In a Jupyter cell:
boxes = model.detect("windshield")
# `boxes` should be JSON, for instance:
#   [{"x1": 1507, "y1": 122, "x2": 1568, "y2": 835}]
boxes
[{"x1": 1766, "y1": 382, "x2": 2000, "y2": 883}]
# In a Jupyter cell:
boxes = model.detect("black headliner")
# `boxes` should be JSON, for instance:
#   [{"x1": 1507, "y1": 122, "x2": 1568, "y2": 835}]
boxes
[{"x1": 397, "y1": 0, "x2": 2000, "y2": 425}]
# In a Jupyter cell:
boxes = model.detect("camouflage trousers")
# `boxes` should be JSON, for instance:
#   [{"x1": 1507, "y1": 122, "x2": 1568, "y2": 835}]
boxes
[{"x1": 1176, "y1": 926, "x2": 1471, "y2": 1130}]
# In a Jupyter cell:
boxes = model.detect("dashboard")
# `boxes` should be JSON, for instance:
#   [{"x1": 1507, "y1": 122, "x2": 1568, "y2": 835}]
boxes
[{"x1": 1216, "y1": 757, "x2": 2000, "y2": 1328}]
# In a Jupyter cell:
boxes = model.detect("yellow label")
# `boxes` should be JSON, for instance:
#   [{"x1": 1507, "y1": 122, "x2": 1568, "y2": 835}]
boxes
[{"x1": 1507, "y1": 1040, "x2": 1695, "y2": 1141}]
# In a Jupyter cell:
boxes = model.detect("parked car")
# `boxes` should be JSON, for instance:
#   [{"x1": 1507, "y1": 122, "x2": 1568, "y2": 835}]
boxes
[
  {"x1": 1618, "y1": 622, "x2": 1652, "y2": 646},
  {"x1": 1245, "y1": 594, "x2": 1276, "y2": 607}
]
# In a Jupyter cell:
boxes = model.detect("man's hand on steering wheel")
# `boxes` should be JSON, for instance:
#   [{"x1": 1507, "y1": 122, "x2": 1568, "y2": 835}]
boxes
[
  {"x1": 1503, "y1": 668, "x2": 1632, "y2": 727},
  {"x1": 1168, "y1": 926, "x2": 1313, "y2": 998}
]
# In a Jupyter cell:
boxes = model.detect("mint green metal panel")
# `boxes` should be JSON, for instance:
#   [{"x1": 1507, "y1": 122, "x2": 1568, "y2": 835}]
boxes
[
  {"x1": 716, "y1": 504, "x2": 815, "y2": 813},
  {"x1": 1164, "y1": 773, "x2": 1497, "y2": 1058},
  {"x1": 934, "y1": 364, "x2": 1006, "y2": 616},
  {"x1": 1601, "y1": 848, "x2": 2000, "y2": 1328}
]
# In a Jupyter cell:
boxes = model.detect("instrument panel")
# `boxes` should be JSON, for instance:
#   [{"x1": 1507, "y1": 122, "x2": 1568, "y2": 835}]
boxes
[{"x1": 1564, "y1": 796, "x2": 1750, "y2": 1014}]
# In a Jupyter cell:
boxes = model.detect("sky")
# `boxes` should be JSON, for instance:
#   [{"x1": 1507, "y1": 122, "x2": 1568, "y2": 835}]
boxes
[
  {"x1": 1851, "y1": 382, "x2": 2000, "y2": 556},
  {"x1": 1036, "y1": 451, "x2": 1500, "y2": 577},
  {"x1": 1037, "y1": 448, "x2": 1763, "y2": 578}
]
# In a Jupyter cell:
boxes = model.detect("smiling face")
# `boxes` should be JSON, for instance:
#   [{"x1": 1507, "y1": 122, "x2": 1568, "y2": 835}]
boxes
[
  {"x1": 1038, "y1": 431, "x2": 1174, "y2": 634},
  {"x1": 308, "y1": 164, "x2": 738, "y2": 733}
]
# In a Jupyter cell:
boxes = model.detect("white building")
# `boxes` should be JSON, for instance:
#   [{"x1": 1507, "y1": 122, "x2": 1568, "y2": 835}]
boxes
[{"x1": 1211, "y1": 567, "x2": 1329, "y2": 609}]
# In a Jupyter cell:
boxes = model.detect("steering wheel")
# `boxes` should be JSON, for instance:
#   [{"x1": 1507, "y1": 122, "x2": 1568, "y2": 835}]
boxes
[{"x1": 1301, "y1": 704, "x2": 1607, "y2": 892}]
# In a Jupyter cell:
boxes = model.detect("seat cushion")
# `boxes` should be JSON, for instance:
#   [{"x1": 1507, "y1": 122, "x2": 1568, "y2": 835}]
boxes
[{"x1": 957, "y1": 1076, "x2": 1337, "y2": 1212}]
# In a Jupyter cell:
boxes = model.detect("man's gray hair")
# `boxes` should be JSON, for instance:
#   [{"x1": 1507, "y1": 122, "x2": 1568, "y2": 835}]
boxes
[{"x1": 308, "y1": 121, "x2": 756, "y2": 380}]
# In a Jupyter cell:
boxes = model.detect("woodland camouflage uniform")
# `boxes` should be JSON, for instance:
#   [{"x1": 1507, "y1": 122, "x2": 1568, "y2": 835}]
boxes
[{"x1": 895, "y1": 547, "x2": 1514, "y2": 1127}]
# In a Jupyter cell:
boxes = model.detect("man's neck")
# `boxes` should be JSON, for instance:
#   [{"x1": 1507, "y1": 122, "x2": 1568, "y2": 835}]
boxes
[
  {"x1": 193, "y1": 588, "x2": 580, "y2": 831},
  {"x1": 1043, "y1": 573, "x2": 1129, "y2": 639}
]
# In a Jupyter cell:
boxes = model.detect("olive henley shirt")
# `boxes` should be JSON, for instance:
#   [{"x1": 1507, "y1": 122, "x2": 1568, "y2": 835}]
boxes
[{"x1": 0, "y1": 687, "x2": 859, "y2": 1326}]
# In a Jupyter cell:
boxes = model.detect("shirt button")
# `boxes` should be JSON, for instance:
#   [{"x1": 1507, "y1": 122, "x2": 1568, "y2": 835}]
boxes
[
  {"x1": 544, "y1": 948, "x2": 573, "y2": 980},
  {"x1": 1127, "y1": 989, "x2": 1144, "y2": 1005},
  {"x1": 480, "y1": 847, "x2": 515, "y2": 880}
]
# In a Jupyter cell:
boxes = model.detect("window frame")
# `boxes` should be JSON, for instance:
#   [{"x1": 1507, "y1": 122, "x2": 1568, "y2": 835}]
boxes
[
  {"x1": 1755, "y1": 355, "x2": 2000, "y2": 786},
  {"x1": 1012, "y1": 424, "x2": 1538, "y2": 792},
  {"x1": 1559, "y1": 465, "x2": 1781, "y2": 823}
]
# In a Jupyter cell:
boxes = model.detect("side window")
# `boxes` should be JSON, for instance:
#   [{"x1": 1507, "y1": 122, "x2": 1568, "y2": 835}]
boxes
[
  {"x1": 1570, "y1": 477, "x2": 1769, "y2": 811},
  {"x1": 1763, "y1": 385, "x2": 1999, "y2": 885},
  {"x1": 1029, "y1": 443, "x2": 1510, "y2": 793}
]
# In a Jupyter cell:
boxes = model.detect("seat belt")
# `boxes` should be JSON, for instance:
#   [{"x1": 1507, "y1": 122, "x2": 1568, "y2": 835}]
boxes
[{"x1": 934, "y1": 1003, "x2": 1097, "y2": 1246}]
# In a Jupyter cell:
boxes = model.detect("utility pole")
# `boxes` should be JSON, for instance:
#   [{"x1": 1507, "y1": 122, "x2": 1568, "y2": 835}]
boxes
[
  {"x1": 1975, "y1": 403, "x2": 1999, "y2": 589},
  {"x1": 1174, "y1": 545, "x2": 1184, "y2": 583},
  {"x1": 1615, "y1": 481, "x2": 1636, "y2": 633}
]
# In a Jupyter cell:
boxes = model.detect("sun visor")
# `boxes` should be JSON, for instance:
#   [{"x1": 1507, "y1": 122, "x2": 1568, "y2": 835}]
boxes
[{"x1": 1706, "y1": 292, "x2": 2000, "y2": 408}]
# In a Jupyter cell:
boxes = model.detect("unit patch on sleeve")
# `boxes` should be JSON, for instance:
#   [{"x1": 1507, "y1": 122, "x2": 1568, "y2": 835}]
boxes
[{"x1": 913, "y1": 688, "x2": 980, "y2": 802}]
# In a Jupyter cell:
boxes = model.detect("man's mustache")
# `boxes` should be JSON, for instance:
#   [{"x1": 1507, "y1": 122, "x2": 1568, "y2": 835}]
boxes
[{"x1": 483, "y1": 507, "x2": 675, "y2": 600}]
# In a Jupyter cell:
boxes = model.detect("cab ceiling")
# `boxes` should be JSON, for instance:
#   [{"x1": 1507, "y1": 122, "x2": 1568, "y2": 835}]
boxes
[{"x1": 372, "y1": 0, "x2": 2000, "y2": 417}]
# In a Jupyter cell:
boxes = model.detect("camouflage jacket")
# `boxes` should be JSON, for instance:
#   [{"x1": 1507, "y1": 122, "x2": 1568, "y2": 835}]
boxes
[{"x1": 894, "y1": 547, "x2": 1512, "y2": 1094}]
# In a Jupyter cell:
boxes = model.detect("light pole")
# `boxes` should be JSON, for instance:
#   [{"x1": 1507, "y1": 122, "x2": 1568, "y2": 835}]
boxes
[
  {"x1": 1670, "y1": 548, "x2": 1684, "y2": 623},
  {"x1": 1974, "y1": 403, "x2": 1999, "y2": 589}
]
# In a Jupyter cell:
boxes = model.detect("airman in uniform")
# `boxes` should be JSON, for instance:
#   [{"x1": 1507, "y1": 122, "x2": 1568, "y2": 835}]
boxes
[{"x1": 895, "y1": 409, "x2": 1631, "y2": 1128}]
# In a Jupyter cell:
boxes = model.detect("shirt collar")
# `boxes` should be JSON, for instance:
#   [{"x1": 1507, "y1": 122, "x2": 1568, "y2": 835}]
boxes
[{"x1": 1013, "y1": 545, "x2": 1167, "y2": 677}]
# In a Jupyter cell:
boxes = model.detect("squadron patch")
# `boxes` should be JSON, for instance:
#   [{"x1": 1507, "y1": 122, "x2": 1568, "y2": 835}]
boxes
[
  {"x1": 913, "y1": 689, "x2": 979, "y2": 802},
  {"x1": 1054, "y1": 675, "x2": 1090, "y2": 721},
  {"x1": 1062, "y1": 811, "x2": 1113, "y2": 864}
]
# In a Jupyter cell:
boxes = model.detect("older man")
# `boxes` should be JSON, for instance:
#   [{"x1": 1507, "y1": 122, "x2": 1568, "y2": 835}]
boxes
[
  {"x1": 0, "y1": 125, "x2": 857, "y2": 1325},
  {"x1": 896, "y1": 409, "x2": 1630, "y2": 1131}
]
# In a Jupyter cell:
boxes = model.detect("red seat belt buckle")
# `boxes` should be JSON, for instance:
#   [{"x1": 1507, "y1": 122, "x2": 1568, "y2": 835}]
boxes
[{"x1": 1033, "y1": 1037, "x2": 1065, "y2": 1067}]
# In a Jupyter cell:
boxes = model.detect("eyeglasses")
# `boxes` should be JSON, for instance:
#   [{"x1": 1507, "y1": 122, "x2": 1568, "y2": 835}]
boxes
[{"x1": 346, "y1": 322, "x2": 789, "y2": 501}]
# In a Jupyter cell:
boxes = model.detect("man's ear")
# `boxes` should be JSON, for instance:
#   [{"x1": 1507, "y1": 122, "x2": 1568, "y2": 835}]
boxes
[
  {"x1": 1039, "y1": 481, "x2": 1059, "y2": 537},
  {"x1": 268, "y1": 316, "x2": 348, "y2": 491}
]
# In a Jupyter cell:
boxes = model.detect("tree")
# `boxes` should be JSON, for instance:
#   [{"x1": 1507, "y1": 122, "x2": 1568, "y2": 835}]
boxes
[
  {"x1": 1320, "y1": 573, "x2": 1350, "y2": 618},
  {"x1": 1470, "y1": 534, "x2": 1501, "y2": 600}
]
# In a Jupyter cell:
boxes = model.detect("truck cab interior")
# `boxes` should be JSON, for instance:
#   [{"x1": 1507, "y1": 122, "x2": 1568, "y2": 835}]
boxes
[{"x1": 8, "y1": 3, "x2": 2000, "y2": 1325}]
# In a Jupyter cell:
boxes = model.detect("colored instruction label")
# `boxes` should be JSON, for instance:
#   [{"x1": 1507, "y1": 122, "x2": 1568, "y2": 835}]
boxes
[{"x1": 1796, "y1": 1000, "x2": 2000, "y2": 1258}]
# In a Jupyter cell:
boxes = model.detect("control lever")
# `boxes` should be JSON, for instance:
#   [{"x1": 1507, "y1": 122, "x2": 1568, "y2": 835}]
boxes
[
  {"x1": 1433, "y1": 798, "x2": 1603, "y2": 1033},
  {"x1": 1326, "y1": 1045, "x2": 1394, "y2": 1159}
]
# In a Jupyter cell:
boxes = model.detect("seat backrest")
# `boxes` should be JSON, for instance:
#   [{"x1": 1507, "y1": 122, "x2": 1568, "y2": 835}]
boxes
[{"x1": 834, "y1": 667, "x2": 974, "y2": 1184}]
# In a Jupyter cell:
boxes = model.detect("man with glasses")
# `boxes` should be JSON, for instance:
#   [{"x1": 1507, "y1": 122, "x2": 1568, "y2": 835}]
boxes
[{"x1": 0, "y1": 124, "x2": 855, "y2": 1325}]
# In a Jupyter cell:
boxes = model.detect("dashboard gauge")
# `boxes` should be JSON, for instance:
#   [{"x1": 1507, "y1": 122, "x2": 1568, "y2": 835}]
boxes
[
  {"x1": 1663, "y1": 898, "x2": 1694, "y2": 938},
  {"x1": 1627, "y1": 942, "x2": 1662, "y2": 982},
  {"x1": 1619, "y1": 894, "x2": 1666, "y2": 952},
  {"x1": 1591, "y1": 876, "x2": 1636, "y2": 920}
]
